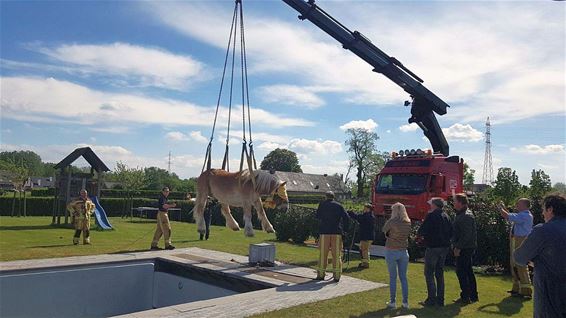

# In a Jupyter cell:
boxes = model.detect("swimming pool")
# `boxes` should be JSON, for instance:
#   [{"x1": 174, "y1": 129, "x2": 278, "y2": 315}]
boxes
[{"x1": 0, "y1": 258, "x2": 271, "y2": 318}]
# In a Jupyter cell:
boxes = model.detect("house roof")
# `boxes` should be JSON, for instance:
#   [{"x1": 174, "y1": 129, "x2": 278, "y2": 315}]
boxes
[
  {"x1": 54, "y1": 147, "x2": 110, "y2": 173},
  {"x1": 267, "y1": 170, "x2": 348, "y2": 194}
]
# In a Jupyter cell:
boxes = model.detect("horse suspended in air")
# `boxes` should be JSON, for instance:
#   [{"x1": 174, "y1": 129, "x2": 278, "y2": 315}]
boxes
[{"x1": 194, "y1": 169, "x2": 289, "y2": 237}]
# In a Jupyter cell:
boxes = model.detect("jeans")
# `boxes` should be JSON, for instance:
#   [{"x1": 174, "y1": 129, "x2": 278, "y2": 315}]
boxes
[
  {"x1": 385, "y1": 249, "x2": 409, "y2": 303},
  {"x1": 456, "y1": 248, "x2": 478, "y2": 301},
  {"x1": 424, "y1": 247, "x2": 449, "y2": 304}
]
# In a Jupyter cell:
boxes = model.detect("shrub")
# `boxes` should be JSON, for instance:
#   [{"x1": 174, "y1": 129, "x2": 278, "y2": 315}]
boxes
[
  {"x1": 0, "y1": 197, "x2": 54, "y2": 216},
  {"x1": 272, "y1": 205, "x2": 317, "y2": 244},
  {"x1": 30, "y1": 188, "x2": 56, "y2": 197},
  {"x1": 412, "y1": 196, "x2": 511, "y2": 269}
]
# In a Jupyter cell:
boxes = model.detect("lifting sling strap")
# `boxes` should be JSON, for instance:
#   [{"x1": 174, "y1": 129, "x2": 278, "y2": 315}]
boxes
[{"x1": 202, "y1": 0, "x2": 257, "y2": 182}]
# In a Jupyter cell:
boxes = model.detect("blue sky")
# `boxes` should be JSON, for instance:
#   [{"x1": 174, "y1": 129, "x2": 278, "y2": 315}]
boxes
[{"x1": 1, "y1": 0, "x2": 564, "y2": 185}]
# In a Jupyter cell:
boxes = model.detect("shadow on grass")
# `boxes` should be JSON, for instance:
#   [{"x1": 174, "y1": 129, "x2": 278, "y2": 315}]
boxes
[
  {"x1": 477, "y1": 296, "x2": 525, "y2": 316},
  {"x1": 29, "y1": 244, "x2": 74, "y2": 248},
  {"x1": 0, "y1": 224, "x2": 71, "y2": 231},
  {"x1": 110, "y1": 249, "x2": 158, "y2": 254},
  {"x1": 173, "y1": 239, "x2": 202, "y2": 243},
  {"x1": 353, "y1": 302, "x2": 462, "y2": 318}
]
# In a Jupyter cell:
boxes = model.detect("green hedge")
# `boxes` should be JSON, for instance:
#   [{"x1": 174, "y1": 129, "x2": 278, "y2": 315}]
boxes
[
  {"x1": 30, "y1": 188, "x2": 192, "y2": 200},
  {"x1": 0, "y1": 197, "x2": 196, "y2": 220},
  {"x1": 31, "y1": 188, "x2": 56, "y2": 197}
]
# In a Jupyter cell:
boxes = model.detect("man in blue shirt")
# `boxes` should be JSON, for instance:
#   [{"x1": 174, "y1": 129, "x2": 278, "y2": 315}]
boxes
[
  {"x1": 499, "y1": 198, "x2": 533, "y2": 298},
  {"x1": 514, "y1": 194, "x2": 566, "y2": 318}
]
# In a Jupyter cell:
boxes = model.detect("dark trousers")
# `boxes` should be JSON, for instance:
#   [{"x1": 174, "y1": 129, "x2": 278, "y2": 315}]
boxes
[
  {"x1": 200, "y1": 212, "x2": 211, "y2": 240},
  {"x1": 456, "y1": 248, "x2": 478, "y2": 301},
  {"x1": 424, "y1": 247, "x2": 449, "y2": 304}
]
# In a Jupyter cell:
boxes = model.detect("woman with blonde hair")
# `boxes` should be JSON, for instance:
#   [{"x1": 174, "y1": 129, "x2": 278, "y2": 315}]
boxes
[{"x1": 383, "y1": 202, "x2": 412, "y2": 309}]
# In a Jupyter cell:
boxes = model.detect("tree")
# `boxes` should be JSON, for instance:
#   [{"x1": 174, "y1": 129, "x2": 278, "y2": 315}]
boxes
[
  {"x1": 552, "y1": 182, "x2": 566, "y2": 193},
  {"x1": 260, "y1": 148, "x2": 302, "y2": 172},
  {"x1": 492, "y1": 167, "x2": 522, "y2": 206},
  {"x1": 0, "y1": 151, "x2": 43, "y2": 176},
  {"x1": 344, "y1": 128, "x2": 379, "y2": 198},
  {"x1": 463, "y1": 163, "x2": 475, "y2": 190},
  {"x1": 0, "y1": 159, "x2": 29, "y2": 216},
  {"x1": 529, "y1": 169, "x2": 552, "y2": 225},
  {"x1": 143, "y1": 166, "x2": 182, "y2": 190},
  {"x1": 114, "y1": 162, "x2": 146, "y2": 218}
]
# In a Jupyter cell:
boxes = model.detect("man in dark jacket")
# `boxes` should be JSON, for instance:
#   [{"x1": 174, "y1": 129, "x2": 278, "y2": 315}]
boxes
[
  {"x1": 417, "y1": 197, "x2": 453, "y2": 307},
  {"x1": 348, "y1": 203, "x2": 375, "y2": 268},
  {"x1": 452, "y1": 193, "x2": 479, "y2": 305},
  {"x1": 514, "y1": 194, "x2": 566, "y2": 318},
  {"x1": 316, "y1": 191, "x2": 350, "y2": 282}
]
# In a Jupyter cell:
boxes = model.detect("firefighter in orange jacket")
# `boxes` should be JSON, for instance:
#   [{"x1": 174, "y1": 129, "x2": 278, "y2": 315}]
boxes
[
  {"x1": 67, "y1": 189, "x2": 95, "y2": 245},
  {"x1": 315, "y1": 191, "x2": 350, "y2": 282}
]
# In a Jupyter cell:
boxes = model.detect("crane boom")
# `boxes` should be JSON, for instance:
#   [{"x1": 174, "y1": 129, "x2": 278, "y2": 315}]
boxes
[{"x1": 282, "y1": 0, "x2": 450, "y2": 156}]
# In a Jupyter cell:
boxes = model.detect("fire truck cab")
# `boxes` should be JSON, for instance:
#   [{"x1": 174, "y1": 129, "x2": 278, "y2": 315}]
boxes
[{"x1": 372, "y1": 149, "x2": 464, "y2": 222}]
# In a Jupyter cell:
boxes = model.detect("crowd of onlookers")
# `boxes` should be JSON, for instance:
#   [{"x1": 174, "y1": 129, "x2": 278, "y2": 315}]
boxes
[{"x1": 316, "y1": 191, "x2": 566, "y2": 318}]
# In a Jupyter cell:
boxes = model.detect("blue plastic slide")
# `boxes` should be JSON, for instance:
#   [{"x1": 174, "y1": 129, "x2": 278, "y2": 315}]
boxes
[{"x1": 90, "y1": 196, "x2": 113, "y2": 230}]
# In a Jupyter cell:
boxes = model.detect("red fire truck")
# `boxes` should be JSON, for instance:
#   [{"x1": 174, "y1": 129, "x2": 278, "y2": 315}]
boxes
[{"x1": 372, "y1": 149, "x2": 464, "y2": 222}]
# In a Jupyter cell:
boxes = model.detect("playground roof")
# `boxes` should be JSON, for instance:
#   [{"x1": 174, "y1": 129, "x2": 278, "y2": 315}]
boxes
[{"x1": 54, "y1": 147, "x2": 111, "y2": 173}]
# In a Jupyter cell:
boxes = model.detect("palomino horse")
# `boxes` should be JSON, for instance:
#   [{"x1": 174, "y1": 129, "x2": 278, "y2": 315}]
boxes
[{"x1": 194, "y1": 169, "x2": 289, "y2": 237}]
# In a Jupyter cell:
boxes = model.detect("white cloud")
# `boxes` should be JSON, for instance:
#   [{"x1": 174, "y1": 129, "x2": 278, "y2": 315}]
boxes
[
  {"x1": 442, "y1": 123, "x2": 483, "y2": 142},
  {"x1": 189, "y1": 131, "x2": 208, "y2": 143},
  {"x1": 0, "y1": 76, "x2": 313, "y2": 129},
  {"x1": 165, "y1": 131, "x2": 189, "y2": 141},
  {"x1": 301, "y1": 160, "x2": 350, "y2": 177},
  {"x1": 144, "y1": 1, "x2": 564, "y2": 124},
  {"x1": 163, "y1": 130, "x2": 207, "y2": 144},
  {"x1": 511, "y1": 144, "x2": 565, "y2": 155},
  {"x1": 257, "y1": 85, "x2": 324, "y2": 108},
  {"x1": 339, "y1": 119, "x2": 378, "y2": 131},
  {"x1": 399, "y1": 123, "x2": 419, "y2": 132},
  {"x1": 257, "y1": 141, "x2": 286, "y2": 151},
  {"x1": 38, "y1": 42, "x2": 205, "y2": 90},
  {"x1": 288, "y1": 138, "x2": 342, "y2": 155}
]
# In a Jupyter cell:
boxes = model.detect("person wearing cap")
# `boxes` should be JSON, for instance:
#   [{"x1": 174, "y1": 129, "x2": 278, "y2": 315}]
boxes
[
  {"x1": 315, "y1": 191, "x2": 350, "y2": 282},
  {"x1": 151, "y1": 187, "x2": 176, "y2": 250},
  {"x1": 417, "y1": 197, "x2": 453, "y2": 307},
  {"x1": 452, "y1": 193, "x2": 479, "y2": 305},
  {"x1": 499, "y1": 198, "x2": 533, "y2": 299},
  {"x1": 67, "y1": 189, "x2": 95, "y2": 245},
  {"x1": 347, "y1": 203, "x2": 375, "y2": 269}
]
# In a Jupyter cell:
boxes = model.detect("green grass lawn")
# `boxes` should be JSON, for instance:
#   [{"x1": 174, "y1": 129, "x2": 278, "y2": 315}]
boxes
[{"x1": 0, "y1": 216, "x2": 532, "y2": 318}]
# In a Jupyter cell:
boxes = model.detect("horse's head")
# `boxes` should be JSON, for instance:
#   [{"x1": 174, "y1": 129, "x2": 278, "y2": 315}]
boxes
[{"x1": 263, "y1": 181, "x2": 289, "y2": 211}]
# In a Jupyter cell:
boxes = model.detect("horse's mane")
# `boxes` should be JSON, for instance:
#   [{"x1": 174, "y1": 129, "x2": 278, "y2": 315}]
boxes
[{"x1": 238, "y1": 170, "x2": 280, "y2": 194}]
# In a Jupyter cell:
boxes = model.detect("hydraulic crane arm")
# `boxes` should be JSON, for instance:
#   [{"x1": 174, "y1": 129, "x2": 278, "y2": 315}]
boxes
[{"x1": 282, "y1": 0, "x2": 450, "y2": 156}]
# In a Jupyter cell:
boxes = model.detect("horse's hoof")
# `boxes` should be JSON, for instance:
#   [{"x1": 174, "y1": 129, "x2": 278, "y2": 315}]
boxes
[
  {"x1": 245, "y1": 232, "x2": 255, "y2": 237},
  {"x1": 266, "y1": 228, "x2": 275, "y2": 234}
]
